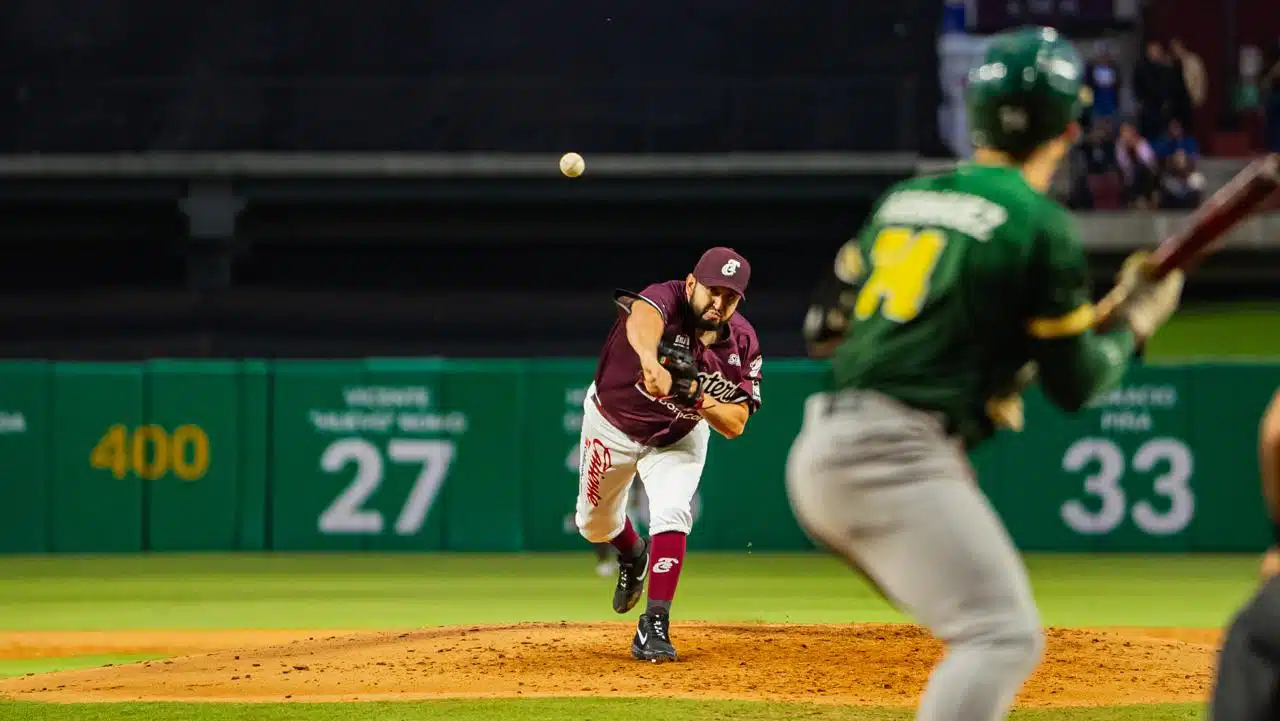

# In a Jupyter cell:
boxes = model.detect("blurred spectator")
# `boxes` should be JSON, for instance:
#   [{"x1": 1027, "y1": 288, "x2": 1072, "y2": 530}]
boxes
[
  {"x1": 1071, "y1": 119, "x2": 1125, "y2": 209},
  {"x1": 1235, "y1": 45, "x2": 1265, "y2": 134},
  {"x1": 1078, "y1": 118, "x2": 1120, "y2": 175},
  {"x1": 1169, "y1": 39, "x2": 1206, "y2": 132},
  {"x1": 1084, "y1": 47, "x2": 1123, "y2": 125},
  {"x1": 1114, "y1": 121, "x2": 1159, "y2": 208},
  {"x1": 1153, "y1": 119, "x2": 1199, "y2": 160},
  {"x1": 1133, "y1": 41, "x2": 1180, "y2": 141},
  {"x1": 1077, "y1": 85, "x2": 1095, "y2": 134},
  {"x1": 1158, "y1": 150, "x2": 1205, "y2": 209},
  {"x1": 1265, "y1": 40, "x2": 1280, "y2": 152}
]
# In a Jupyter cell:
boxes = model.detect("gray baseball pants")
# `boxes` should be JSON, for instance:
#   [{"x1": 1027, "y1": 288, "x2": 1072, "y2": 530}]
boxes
[{"x1": 785, "y1": 388, "x2": 1044, "y2": 721}]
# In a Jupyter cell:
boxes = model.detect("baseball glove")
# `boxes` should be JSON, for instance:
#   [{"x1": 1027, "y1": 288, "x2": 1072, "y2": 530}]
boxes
[{"x1": 657, "y1": 339, "x2": 700, "y2": 406}]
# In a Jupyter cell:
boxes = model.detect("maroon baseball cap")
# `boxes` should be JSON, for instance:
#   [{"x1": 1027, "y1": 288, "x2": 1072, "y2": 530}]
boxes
[{"x1": 691, "y1": 247, "x2": 751, "y2": 299}]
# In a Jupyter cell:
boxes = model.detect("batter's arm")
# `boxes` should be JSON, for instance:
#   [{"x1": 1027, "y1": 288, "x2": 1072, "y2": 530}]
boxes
[
  {"x1": 697, "y1": 399, "x2": 749, "y2": 439},
  {"x1": 1024, "y1": 220, "x2": 1136, "y2": 413},
  {"x1": 1031, "y1": 327, "x2": 1135, "y2": 412}
]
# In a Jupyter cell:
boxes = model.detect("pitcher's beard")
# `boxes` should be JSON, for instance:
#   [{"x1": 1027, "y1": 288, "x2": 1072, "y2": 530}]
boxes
[{"x1": 695, "y1": 318, "x2": 727, "y2": 337}]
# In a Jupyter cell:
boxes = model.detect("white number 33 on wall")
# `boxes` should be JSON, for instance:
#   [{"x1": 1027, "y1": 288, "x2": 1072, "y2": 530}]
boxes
[{"x1": 1059, "y1": 437, "x2": 1195, "y2": 536}]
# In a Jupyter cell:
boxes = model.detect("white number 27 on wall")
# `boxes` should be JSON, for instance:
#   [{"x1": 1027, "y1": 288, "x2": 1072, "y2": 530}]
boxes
[
  {"x1": 318, "y1": 438, "x2": 456, "y2": 536},
  {"x1": 1059, "y1": 437, "x2": 1195, "y2": 536}
]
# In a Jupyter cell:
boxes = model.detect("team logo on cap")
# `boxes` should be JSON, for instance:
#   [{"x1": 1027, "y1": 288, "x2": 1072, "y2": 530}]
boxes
[{"x1": 721, "y1": 259, "x2": 741, "y2": 276}]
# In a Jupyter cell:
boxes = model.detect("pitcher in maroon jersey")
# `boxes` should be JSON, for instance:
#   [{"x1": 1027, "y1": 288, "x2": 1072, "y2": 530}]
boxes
[{"x1": 574, "y1": 246, "x2": 763, "y2": 662}]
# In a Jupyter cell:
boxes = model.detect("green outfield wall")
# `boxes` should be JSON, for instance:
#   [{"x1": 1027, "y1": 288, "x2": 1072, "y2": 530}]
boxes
[{"x1": 0, "y1": 359, "x2": 1274, "y2": 554}]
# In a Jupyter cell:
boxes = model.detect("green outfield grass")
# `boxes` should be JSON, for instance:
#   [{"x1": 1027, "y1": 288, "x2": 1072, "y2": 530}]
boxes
[
  {"x1": 0, "y1": 552, "x2": 1261, "y2": 631},
  {"x1": 1146, "y1": 304, "x2": 1280, "y2": 360},
  {"x1": 0, "y1": 655, "x2": 161, "y2": 678},
  {"x1": 0, "y1": 552, "x2": 1259, "y2": 719},
  {"x1": 0, "y1": 699, "x2": 1208, "y2": 721}
]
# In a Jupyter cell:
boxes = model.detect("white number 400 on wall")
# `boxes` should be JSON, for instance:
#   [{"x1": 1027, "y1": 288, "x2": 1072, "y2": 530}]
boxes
[
  {"x1": 318, "y1": 438, "x2": 456, "y2": 536},
  {"x1": 1059, "y1": 437, "x2": 1194, "y2": 536}
]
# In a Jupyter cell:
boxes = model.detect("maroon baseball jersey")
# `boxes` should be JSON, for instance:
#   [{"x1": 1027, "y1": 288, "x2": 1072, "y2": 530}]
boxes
[{"x1": 592, "y1": 280, "x2": 763, "y2": 447}]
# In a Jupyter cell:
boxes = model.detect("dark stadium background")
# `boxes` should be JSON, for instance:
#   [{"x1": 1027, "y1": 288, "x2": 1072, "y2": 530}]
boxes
[{"x1": 0, "y1": 0, "x2": 1274, "y2": 360}]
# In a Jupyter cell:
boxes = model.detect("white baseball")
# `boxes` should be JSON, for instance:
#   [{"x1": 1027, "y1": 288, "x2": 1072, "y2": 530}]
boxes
[{"x1": 559, "y1": 152, "x2": 585, "y2": 178}]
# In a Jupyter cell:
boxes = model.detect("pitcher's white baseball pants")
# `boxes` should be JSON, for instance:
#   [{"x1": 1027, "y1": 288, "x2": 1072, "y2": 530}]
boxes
[{"x1": 575, "y1": 383, "x2": 708, "y2": 543}]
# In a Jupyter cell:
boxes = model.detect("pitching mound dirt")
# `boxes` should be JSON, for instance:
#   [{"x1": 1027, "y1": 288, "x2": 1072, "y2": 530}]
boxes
[{"x1": 0, "y1": 623, "x2": 1215, "y2": 706}]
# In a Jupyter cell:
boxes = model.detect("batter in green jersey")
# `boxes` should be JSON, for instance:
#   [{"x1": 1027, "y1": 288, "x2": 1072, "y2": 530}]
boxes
[
  {"x1": 787, "y1": 26, "x2": 1185, "y2": 721},
  {"x1": 821, "y1": 161, "x2": 1132, "y2": 448}
]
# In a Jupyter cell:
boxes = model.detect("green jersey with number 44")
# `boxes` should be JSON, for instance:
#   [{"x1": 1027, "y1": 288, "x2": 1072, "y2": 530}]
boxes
[{"x1": 828, "y1": 163, "x2": 1136, "y2": 446}]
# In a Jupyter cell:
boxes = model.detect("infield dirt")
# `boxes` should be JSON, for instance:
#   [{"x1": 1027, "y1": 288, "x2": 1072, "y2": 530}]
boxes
[{"x1": 0, "y1": 623, "x2": 1218, "y2": 706}]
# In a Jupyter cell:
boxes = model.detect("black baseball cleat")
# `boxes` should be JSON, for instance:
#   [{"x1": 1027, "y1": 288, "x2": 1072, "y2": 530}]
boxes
[
  {"x1": 631, "y1": 612, "x2": 678, "y2": 662},
  {"x1": 612, "y1": 540, "x2": 649, "y2": 614}
]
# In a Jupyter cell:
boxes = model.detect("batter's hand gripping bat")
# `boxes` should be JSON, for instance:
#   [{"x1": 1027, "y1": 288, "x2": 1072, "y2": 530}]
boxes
[
  {"x1": 1093, "y1": 152, "x2": 1280, "y2": 329},
  {"x1": 994, "y1": 153, "x2": 1280, "y2": 428}
]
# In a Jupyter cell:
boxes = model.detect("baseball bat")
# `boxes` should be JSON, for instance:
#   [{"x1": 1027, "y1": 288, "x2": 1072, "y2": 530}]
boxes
[
  {"x1": 999, "y1": 154, "x2": 1280, "y2": 414},
  {"x1": 1092, "y1": 153, "x2": 1280, "y2": 329},
  {"x1": 1142, "y1": 152, "x2": 1280, "y2": 280}
]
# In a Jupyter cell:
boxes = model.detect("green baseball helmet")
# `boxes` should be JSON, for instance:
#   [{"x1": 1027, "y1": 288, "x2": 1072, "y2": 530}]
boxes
[{"x1": 966, "y1": 26, "x2": 1084, "y2": 156}]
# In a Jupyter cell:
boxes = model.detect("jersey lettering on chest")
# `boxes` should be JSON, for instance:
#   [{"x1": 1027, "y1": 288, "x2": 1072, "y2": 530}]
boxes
[
  {"x1": 875, "y1": 189, "x2": 1008, "y2": 242},
  {"x1": 675, "y1": 319, "x2": 751, "y2": 406},
  {"x1": 698, "y1": 369, "x2": 746, "y2": 404}
]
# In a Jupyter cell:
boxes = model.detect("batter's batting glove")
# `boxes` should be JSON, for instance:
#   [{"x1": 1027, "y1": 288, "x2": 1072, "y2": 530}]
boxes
[
  {"x1": 1098, "y1": 251, "x2": 1186, "y2": 342},
  {"x1": 985, "y1": 362, "x2": 1037, "y2": 432},
  {"x1": 986, "y1": 394, "x2": 1025, "y2": 432}
]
